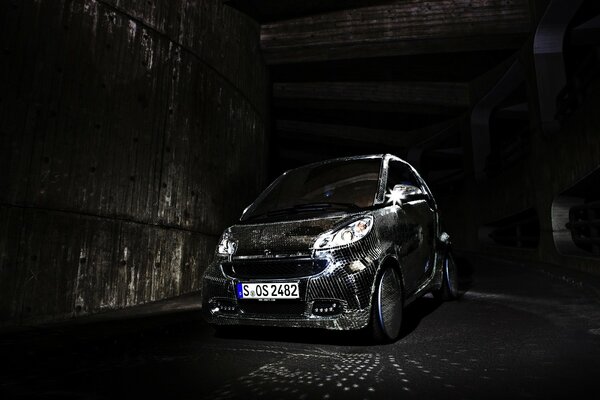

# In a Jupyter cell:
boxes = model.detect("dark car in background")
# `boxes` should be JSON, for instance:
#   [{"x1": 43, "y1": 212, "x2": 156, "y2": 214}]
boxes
[{"x1": 202, "y1": 154, "x2": 457, "y2": 342}]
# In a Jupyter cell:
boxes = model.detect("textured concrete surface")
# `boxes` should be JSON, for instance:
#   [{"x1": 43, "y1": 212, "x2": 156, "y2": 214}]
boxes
[
  {"x1": 261, "y1": 0, "x2": 531, "y2": 64},
  {"x1": 1, "y1": 255, "x2": 599, "y2": 399},
  {"x1": 0, "y1": 0, "x2": 267, "y2": 326}
]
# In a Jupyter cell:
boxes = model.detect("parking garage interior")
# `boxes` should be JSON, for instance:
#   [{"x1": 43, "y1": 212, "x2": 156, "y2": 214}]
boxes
[{"x1": 1, "y1": 0, "x2": 600, "y2": 399}]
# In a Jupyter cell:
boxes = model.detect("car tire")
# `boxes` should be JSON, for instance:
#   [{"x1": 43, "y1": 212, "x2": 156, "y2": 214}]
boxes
[
  {"x1": 433, "y1": 251, "x2": 459, "y2": 301},
  {"x1": 368, "y1": 267, "x2": 403, "y2": 343}
]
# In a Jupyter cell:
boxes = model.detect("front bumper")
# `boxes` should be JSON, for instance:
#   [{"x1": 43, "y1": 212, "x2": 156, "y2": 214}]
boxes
[{"x1": 202, "y1": 235, "x2": 383, "y2": 331}]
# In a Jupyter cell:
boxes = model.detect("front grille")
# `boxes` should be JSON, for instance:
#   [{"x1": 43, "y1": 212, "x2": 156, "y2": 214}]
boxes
[
  {"x1": 222, "y1": 258, "x2": 328, "y2": 279},
  {"x1": 239, "y1": 300, "x2": 306, "y2": 316}
]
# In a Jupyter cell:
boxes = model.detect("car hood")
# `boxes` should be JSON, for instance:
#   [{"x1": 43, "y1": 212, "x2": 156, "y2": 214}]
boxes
[{"x1": 230, "y1": 214, "x2": 352, "y2": 257}]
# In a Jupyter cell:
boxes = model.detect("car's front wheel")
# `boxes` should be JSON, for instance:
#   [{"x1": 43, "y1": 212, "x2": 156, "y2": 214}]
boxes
[
  {"x1": 368, "y1": 267, "x2": 403, "y2": 343},
  {"x1": 433, "y1": 252, "x2": 459, "y2": 301}
]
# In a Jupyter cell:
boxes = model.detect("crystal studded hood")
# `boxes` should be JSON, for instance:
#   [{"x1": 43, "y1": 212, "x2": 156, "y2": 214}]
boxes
[{"x1": 230, "y1": 215, "x2": 350, "y2": 257}]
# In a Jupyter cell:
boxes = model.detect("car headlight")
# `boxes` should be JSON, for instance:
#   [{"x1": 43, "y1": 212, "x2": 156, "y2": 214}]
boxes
[
  {"x1": 217, "y1": 231, "x2": 237, "y2": 255},
  {"x1": 313, "y1": 216, "x2": 373, "y2": 250}
]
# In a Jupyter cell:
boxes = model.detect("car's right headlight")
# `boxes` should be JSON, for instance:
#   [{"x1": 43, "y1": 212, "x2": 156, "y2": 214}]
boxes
[{"x1": 313, "y1": 216, "x2": 373, "y2": 250}]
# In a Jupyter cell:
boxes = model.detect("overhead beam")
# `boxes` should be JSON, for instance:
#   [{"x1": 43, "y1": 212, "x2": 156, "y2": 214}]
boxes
[
  {"x1": 269, "y1": 51, "x2": 517, "y2": 85},
  {"x1": 223, "y1": 0, "x2": 390, "y2": 23},
  {"x1": 272, "y1": 53, "x2": 515, "y2": 115},
  {"x1": 261, "y1": 0, "x2": 532, "y2": 64},
  {"x1": 274, "y1": 81, "x2": 471, "y2": 108},
  {"x1": 276, "y1": 119, "x2": 462, "y2": 149},
  {"x1": 274, "y1": 98, "x2": 462, "y2": 116}
]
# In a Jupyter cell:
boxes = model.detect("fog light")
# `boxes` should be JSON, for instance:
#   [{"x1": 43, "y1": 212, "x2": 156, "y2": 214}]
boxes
[
  {"x1": 312, "y1": 300, "x2": 342, "y2": 316},
  {"x1": 209, "y1": 299, "x2": 238, "y2": 315}
]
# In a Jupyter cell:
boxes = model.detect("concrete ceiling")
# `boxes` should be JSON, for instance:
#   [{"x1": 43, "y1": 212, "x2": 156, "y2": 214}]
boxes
[{"x1": 225, "y1": 0, "x2": 547, "y2": 188}]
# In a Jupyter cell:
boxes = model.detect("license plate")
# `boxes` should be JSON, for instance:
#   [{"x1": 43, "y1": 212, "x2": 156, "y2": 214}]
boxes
[{"x1": 236, "y1": 282, "x2": 299, "y2": 299}]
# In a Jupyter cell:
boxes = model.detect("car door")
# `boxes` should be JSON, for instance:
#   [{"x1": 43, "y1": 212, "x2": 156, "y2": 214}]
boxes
[{"x1": 387, "y1": 160, "x2": 436, "y2": 294}]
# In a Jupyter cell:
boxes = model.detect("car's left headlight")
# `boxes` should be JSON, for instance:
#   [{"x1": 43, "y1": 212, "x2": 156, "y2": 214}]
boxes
[
  {"x1": 217, "y1": 230, "x2": 238, "y2": 255},
  {"x1": 313, "y1": 216, "x2": 373, "y2": 250}
]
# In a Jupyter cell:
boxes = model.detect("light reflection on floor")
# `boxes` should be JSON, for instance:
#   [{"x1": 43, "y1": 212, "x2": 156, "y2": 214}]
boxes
[{"x1": 207, "y1": 346, "x2": 472, "y2": 399}]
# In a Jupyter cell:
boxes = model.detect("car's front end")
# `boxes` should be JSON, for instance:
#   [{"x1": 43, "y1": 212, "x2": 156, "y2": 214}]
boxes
[
  {"x1": 202, "y1": 155, "x2": 397, "y2": 330},
  {"x1": 202, "y1": 209, "x2": 397, "y2": 330}
]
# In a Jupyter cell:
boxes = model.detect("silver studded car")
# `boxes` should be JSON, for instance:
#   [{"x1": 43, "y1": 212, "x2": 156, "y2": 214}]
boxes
[{"x1": 202, "y1": 154, "x2": 458, "y2": 342}]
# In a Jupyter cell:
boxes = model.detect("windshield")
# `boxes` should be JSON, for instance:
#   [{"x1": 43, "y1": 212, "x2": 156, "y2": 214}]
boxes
[{"x1": 243, "y1": 158, "x2": 382, "y2": 220}]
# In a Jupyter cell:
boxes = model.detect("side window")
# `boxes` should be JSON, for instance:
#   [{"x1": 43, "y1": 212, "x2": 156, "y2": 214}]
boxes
[{"x1": 387, "y1": 161, "x2": 420, "y2": 191}]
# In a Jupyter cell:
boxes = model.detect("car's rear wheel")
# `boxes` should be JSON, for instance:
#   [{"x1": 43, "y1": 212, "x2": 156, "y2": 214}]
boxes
[
  {"x1": 368, "y1": 267, "x2": 403, "y2": 343},
  {"x1": 433, "y1": 252, "x2": 458, "y2": 301}
]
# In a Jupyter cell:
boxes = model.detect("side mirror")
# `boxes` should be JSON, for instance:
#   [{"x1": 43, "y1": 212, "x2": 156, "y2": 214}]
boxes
[{"x1": 392, "y1": 184, "x2": 425, "y2": 203}]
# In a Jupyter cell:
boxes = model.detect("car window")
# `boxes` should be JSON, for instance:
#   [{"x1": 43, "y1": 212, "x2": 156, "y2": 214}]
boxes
[{"x1": 387, "y1": 160, "x2": 420, "y2": 190}]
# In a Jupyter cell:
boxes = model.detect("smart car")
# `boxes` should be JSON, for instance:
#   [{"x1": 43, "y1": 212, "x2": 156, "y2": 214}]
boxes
[{"x1": 202, "y1": 154, "x2": 457, "y2": 342}]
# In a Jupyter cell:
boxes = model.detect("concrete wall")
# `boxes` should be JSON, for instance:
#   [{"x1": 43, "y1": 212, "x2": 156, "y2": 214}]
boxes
[{"x1": 0, "y1": 0, "x2": 268, "y2": 326}]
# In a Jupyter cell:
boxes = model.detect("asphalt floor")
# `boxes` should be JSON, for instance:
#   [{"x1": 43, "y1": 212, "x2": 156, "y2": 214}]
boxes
[{"x1": 1, "y1": 255, "x2": 600, "y2": 399}]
